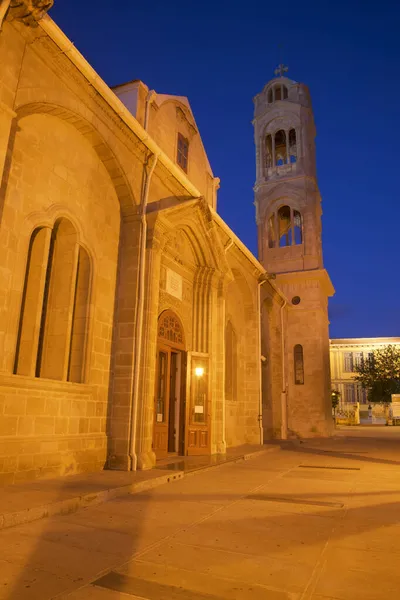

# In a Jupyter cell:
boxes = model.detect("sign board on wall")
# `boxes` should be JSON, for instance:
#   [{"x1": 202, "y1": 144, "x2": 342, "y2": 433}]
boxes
[{"x1": 166, "y1": 269, "x2": 182, "y2": 301}]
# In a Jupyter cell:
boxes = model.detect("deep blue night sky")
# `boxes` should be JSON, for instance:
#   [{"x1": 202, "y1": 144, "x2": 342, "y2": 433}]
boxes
[{"x1": 50, "y1": 1, "x2": 399, "y2": 339}]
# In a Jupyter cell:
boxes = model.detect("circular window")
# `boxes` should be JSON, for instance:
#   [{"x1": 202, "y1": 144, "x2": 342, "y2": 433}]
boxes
[{"x1": 292, "y1": 296, "x2": 301, "y2": 305}]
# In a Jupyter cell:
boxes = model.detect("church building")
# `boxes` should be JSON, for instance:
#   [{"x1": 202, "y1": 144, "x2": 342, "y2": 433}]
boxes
[{"x1": 0, "y1": 2, "x2": 333, "y2": 486}]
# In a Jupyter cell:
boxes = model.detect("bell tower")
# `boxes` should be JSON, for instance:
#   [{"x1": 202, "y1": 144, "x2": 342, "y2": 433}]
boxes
[{"x1": 254, "y1": 66, "x2": 334, "y2": 438}]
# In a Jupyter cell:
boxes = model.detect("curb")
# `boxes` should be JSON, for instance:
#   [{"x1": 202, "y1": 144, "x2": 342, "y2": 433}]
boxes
[
  {"x1": 0, "y1": 471, "x2": 184, "y2": 532},
  {"x1": 0, "y1": 446, "x2": 279, "y2": 531}
]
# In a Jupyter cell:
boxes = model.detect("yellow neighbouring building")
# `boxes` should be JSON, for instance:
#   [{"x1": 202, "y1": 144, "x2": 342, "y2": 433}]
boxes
[{"x1": 330, "y1": 337, "x2": 400, "y2": 420}]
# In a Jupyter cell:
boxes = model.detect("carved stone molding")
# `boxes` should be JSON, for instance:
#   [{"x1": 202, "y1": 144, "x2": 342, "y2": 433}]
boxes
[
  {"x1": 8, "y1": 0, "x2": 53, "y2": 27},
  {"x1": 176, "y1": 106, "x2": 197, "y2": 139}
]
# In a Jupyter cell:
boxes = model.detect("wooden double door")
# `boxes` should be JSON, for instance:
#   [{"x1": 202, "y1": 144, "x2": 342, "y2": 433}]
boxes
[
  {"x1": 153, "y1": 344, "x2": 187, "y2": 458},
  {"x1": 153, "y1": 310, "x2": 211, "y2": 458}
]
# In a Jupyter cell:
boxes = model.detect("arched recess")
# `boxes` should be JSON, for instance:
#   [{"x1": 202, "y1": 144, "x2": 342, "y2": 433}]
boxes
[{"x1": 15, "y1": 102, "x2": 136, "y2": 217}]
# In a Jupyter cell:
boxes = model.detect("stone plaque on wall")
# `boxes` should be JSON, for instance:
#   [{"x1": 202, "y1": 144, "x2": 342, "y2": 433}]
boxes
[{"x1": 166, "y1": 268, "x2": 182, "y2": 301}]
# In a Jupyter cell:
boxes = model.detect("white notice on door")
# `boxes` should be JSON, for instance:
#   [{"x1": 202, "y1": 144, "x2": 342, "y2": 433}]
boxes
[
  {"x1": 166, "y1": 269, "x2": 182, "y2": 300},
  {"x1": 156, "y1": 413, "x2": 163, "y2": 423},
  {"x1": 194, "y1": 406, "x2": 204, "y2": 414}
]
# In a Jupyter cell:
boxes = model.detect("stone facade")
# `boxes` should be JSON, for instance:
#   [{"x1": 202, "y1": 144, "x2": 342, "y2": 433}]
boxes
[
  {"x1": 254, "y1": 70, "x2": 335, "y2": 439},
  {"x1": 0, "y1": 12, "x2": 285, "y2": 485},
  {"x1": 0, "y1": 12, "x2": 335, "y2": 485}
]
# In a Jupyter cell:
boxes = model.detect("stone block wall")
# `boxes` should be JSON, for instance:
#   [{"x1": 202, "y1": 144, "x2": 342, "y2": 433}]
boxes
[
  {"x1": 224, "y1": 254, "x2": 260, "y2": 448},
  {"x1": 0, "y1": 375, "x2": 106, "y2": 485}
]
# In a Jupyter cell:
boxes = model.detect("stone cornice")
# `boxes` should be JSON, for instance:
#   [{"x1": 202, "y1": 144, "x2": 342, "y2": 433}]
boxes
[
  {"x1": 275, "y1": 268, "x2": 335, "y2": 297},
  {"x1": 8, "y1": 0, "x2": 53, "y2": 27}
]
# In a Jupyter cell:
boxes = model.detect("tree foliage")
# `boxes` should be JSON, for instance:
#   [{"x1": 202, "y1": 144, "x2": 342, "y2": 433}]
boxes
[
  {"x1": 331, "y1": 390, "x2": 340, "y2": 413},
  {"x1": 353, "y1": 345, "x2": 400, "y2": 404}
]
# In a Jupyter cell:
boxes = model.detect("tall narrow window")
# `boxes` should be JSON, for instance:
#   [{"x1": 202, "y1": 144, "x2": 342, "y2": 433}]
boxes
[
  {"x1": 289, "y1": 128, "x2": 297, "y2": 163},
  {"x1": 343, "y1": 352, "x2": 353, "y2": 373},
  {"x1": 294, "y1": 344, "x2": 304, "y2": 385},
  {"x1": 15, "y1": 218, "x2": 91, "y2": 383},
  {"x1": 68, "y1": 247, "x2": 91, "y2": 383},
  {"x1": 37, "y1": 218, "x2": 79, "y2": 380},
  {"x1": 278, "y1": 205, "x2": 291, "y2": 247},
  {"x1": 353, "y1": 352, "x2": 363, "y2": 369},
  {"x1": 14, "y1": 227, "x2": 52, "y2": 376},
  {"x1": 225, "y1": 321, "x2": 237, "y2": 401},
  {"x1": 275, "y1": 130, "x2": 287, "y2": 165},
  {"x1": 268, "y1": 89, "x2": 273, "y2": 103},
  {"x1": 344, "y1": 383, "x2": 356, "y2": 403},
  {"x1": 177, "y1": 133, "x2": 189, "y2": 172}
]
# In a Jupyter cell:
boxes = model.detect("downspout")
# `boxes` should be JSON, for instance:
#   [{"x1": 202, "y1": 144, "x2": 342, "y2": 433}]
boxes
[
  {"x1": 258, "y1": 279, "x2": 267, "y2": 445},
  {"x1": 0, "y1": 0, "x2": 11, "y2": 30},
  {"x1": 144, "y1": 90, "x2": 156, "y2": 131},
  {"x1": 221, "y1": 238, "x2": 233, "y2": 452},
  {"x1": 280, "y1": 298, "x2": 288, "y2": 439},
  {"x1": 128, "y1": 151, "x2": 158, "y2": 471}
]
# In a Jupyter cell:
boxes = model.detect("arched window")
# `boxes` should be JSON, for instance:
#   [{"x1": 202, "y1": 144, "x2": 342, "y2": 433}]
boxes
[
  {"x1": 278, "y1": 205, "x2": 292, "y2": 247},
  {"x1": 275, "y1": 130, "x2": 287, "y2": 166},
  {"x1": 14, "y1": 218, "x2": 91, "y2": 382},
  {"x1": 158, "y1": 311, "x2": 185, "y2": 348},
  {"x1": 225, "y1": 320, "x2": 237, "y2": 401},
  {"x1": 265, "y1": 134, "x2": 272, "y2": 168},
  {"x1": 294, "y1": 345, "x2": 304, "y2": 385},
  {"x1": 274, "y1": 206, "x2": 303, "y2": 247},
  {"x1": 289, "y1": 128, "x2": 297, "y2": 163},
  {"x1": 268, "y1": 85, "x2": 288, "y2": 103}
]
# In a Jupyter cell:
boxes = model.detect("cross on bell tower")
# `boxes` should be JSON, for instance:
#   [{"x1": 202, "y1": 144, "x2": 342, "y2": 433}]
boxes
[{"x1": 274, "y1": 63, "x2": 288, "y2": 78}]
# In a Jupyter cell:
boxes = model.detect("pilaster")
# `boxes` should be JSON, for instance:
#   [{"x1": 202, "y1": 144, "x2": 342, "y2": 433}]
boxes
[{"x1": 135, "y1": 228, "x2": 164, "y2": 470}]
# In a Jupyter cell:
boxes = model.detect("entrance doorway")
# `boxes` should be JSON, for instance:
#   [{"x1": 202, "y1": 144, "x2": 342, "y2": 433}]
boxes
[{"x1": 153, "y1": 311, "x2": 187, "y2": 458}]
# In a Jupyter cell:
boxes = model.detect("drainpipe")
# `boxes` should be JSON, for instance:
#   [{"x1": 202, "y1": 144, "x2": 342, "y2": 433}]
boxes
[
  {"x1": 0, "y1": 0, "x2": 11, "y2": 30},
  {"x1": 280, "y1": 298, "x2": 288, "y2": 439},
  {"x1": 258, "y1": 279, "x2": 268, "y2": 445},
  {"x1": 220, "y1": 238, "x2": 234, "y2": 452},
  {"x1": 144, "y1": 90, "x2": 156, "y2": 131},
  {"x1": 128, "y1": 151, "x2": 159, "y2": 471}
]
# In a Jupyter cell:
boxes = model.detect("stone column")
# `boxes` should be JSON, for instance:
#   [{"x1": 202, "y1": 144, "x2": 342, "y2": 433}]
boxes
[
  {"x1": 271, "y1": 134, "x2": 276, "y2": 169},
  {"x1": 290, "y1": 206, "x2": 295, "y2": 246},
  {"x1": 136, "y1": 226, "x2": 164, "y2": 470},
  {"x1": 285, "y1": 130, "x2": 290, "y2": 164},
  {"x1": 108, "y1": 216, "x2": 141, "y2": 471},
  {"x1": 211, "y1": 275, "x2": 227, "y2": 455}
]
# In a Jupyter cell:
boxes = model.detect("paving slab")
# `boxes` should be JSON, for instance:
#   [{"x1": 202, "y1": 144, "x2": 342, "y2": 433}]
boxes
[
  {"x1": 0, "y1": 445, "x2": 272, "y2": 532},
  {"x1": 2, "y1": 430, "x2": 400, "y2": 599}
]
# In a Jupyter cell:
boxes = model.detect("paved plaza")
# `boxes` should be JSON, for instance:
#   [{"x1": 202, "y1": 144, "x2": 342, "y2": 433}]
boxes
[{"x1": 2, "y1": 428, "x2": 400, "y2": 599}]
